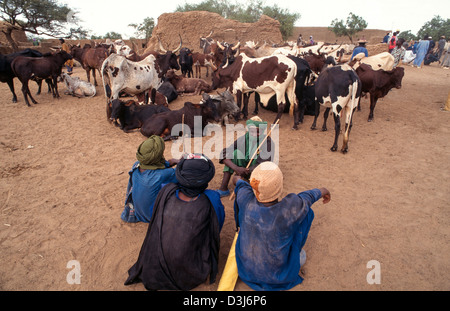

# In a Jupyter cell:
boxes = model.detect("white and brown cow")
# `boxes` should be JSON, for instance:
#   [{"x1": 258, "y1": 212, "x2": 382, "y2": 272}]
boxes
[
  {"x1": 211, "y1": 53, "x2": 298, "y2": 128},
  {"x1": 311, "y1": 63, "x2": 362, "y2": 153}
]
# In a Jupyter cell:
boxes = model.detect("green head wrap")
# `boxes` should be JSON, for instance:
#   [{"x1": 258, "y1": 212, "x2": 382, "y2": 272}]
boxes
[
  {"x1": 136, "y1": 135, "x2": 166, "y2": 170},
  {"x1": 246, "y1": 117, "x2": 268, "y2": 130}
]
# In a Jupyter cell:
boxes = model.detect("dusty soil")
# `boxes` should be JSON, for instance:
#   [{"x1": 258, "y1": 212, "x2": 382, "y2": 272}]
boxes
[{"x1": 0, "y1": 60, "x2": 449, "y2": 292}]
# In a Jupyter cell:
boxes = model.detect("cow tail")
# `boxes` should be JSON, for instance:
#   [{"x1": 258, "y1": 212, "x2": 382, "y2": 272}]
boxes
[
  {"x1": 101, "y1": 59, "x2": 111, "y2": 100},
  {"x1": 343, "y1": 77, "x2": 359, "y2": 145},
  {"x1": 289, "y1": 79, "x2": 297, "y2": 116}
]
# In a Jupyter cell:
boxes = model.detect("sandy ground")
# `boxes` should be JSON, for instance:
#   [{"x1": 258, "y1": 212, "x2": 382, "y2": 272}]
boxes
[{"x1": 0, "y1": 61, "x2": 449, "y2": 292}]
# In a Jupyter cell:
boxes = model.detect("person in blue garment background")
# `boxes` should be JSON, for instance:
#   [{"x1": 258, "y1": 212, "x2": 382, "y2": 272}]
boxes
[{"x1": 351, "y1": 39, "x2": 369, "y2": 60}]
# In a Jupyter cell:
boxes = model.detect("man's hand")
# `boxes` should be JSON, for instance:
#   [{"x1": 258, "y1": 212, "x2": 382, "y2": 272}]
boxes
[
  {"x1": 320, "y1": 188, "x2": 331, "y2": 204},
  {"x1": 234, "y1": 166, "x2": 250, "y2": 177},
  {"x1": 168, "y1": 158, "x2": 180, "y2": 167}
]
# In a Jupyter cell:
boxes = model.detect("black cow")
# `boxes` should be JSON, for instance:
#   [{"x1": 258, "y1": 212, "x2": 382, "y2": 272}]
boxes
[
  {"x1": 258, "y1": 84, "x2": 316, "y2": 123},
  {"x1": 355, "y1": 63, "x2": 405, "y2": 121},
  {"x1": 157, "y1": 81, "x2": 178, "y2": 103},
  {"x1": 179, "y1": 47, "x2": 194, "y2": 78},
  {"x1": 311, "y1": 64, "x2": 362, "y2": 153},
  {"x1": 110, "y1": 99, "x2": 170, "y2": 133},
  {"x1": 140, "y1": 93, "x2": 221, "y2": 139},
  {"x1": 11, "y1": 51, "x2": 73, "y2": 106},
  {"x1": 0, "y1": 48, "x2": 43, "y2": 103},
  {"x1": 216, "y1": 41, "x2": 240, "y2": 66}
]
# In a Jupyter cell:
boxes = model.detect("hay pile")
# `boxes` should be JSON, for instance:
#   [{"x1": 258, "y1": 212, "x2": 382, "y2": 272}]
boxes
[{"x1": 145, "y1": 11, "x2": 283, "y2": 53}]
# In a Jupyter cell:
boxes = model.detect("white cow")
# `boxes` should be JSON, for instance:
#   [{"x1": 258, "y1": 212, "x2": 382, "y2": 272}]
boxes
[
  {"x1": 60, "y1": 73, "x2": 96, "y2": 98},
  {"x1": 101, "y1": 53, "x2": 162, "y2": 123},
  {"x1": 350, "y1": 52, "x2": 395, "y2": 71}
]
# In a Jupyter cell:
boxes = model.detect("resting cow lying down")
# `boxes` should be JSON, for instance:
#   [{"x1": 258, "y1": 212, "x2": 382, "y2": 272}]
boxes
[
  {"x1": 60, "y1": 73, "x2": 96, "y2": 98},
  {"x1": 140, "y1": 93, "x2": 221, "y2": 139},
  {"x1": 110, "y1": 99, "x2": 170, "y2": 133}
]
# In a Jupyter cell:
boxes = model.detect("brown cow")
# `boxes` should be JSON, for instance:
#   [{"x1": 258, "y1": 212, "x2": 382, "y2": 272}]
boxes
[
  {"x1": 165, "y1": 69, "x2": 212, "y2": 96},
  {"x1": 11, "y1": 51, "x2": 73, "y2": 106},
  {"x1": 355, "y1": 63, "x2": 405, "y2": 122},
  {"x1": 70, "y1": 44, "x2": 109, "y2": 86},
  {"x1": 192, "y1": 52, "x2": 217, "y2": 78}
]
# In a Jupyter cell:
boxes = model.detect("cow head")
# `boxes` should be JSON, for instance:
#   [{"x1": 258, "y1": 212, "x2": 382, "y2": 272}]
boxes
[
  {"x1": 211, "y1": 56, "x2": 243, "y2": 90},
  {"x1": 178, "y1": 47, "x2": 193, "y2": 76},
  {"x1": 199, "y1": 93, "x2": 222, "y2": 123},
  {"x1": 110, "y1": 99, "x2": 124, "y2": 122},
  {"x1": 117, "y1": 45, "x2": 132, "y2": 57},
  {"x1": 213, "y1": 90, "x2": 241, "y2": 121},
  {"x1": 200, "y1": 31, "x2": 214, "y2": 54},
  {"x1": 58, "y1": 50, "x2": 74, "y2": 63},
  {"x1": 156, "y1": 35, "x2": 182, "y2": 77},
  {"x1": 392, "y1": 67, "x2": 405, "y2": 89},
  {"x1": 217, "y1": 41, "x2": 241, "y2": 66}
]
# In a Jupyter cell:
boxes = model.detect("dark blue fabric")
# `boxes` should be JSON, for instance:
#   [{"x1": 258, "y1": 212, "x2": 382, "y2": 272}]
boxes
[
  {"x1": 351, "y1": 46, "x2": 369, "y2": 59},
  {"x1": 121, "y1": 161, "x2": 177, "y2": 223},
  {"x1": 233, "y1": 180, "x2": 321, "y2": 291},
  {"x1": 174, "y1": 189, "x2": 225, "y2": 231}
]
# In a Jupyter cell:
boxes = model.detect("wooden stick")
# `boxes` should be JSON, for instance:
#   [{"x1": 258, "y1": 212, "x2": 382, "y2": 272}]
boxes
[
  {"x1": 181, "y1": 114, "x2": 185, "y2": 154},
  {"x1": 229, "y1": 119, "x2": 280, "y2": 201},
  {"x1": 218, "y1": 120, "x2": 280, "y2": 291}
]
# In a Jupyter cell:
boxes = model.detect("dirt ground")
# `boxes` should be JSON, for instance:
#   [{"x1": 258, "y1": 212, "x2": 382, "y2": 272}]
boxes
[{"x1": 0, "y1": 60, "x2": 449, "y2": 292}]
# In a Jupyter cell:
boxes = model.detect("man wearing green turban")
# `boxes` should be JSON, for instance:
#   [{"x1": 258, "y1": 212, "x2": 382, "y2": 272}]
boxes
[
  {"x1": 121, "y1": 135, "x2": 180, "y2": 223},
  {"x1": 216, "y1": 117, "x2": 275, "y2": 198}
]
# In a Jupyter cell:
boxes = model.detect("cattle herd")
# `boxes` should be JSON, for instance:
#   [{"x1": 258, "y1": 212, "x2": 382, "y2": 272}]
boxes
[{"x1": 0, "y1": 34, "x2": 405, "y2": 153}]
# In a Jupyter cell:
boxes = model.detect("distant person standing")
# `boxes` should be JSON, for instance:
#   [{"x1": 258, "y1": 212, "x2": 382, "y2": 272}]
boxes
[
  {"x1": 438, "y1": 36, "x2": 446, "y2": 61},
  {"x1": 388, "y1": 32, "x2": 398, "y2": 53},
  {"x1": 413, "y1": 35, "x2": 431, "y2": 68},
  {"x1": 309, "y1": 35, "x2": 314, "y2": 45},
  {"x1": 59, "y1": 38, "x2": 74, "y2": 74},
  {"x1": 297, "y1": 34, "x2": 304, "y2": 46},
  {"x1": 382, "y1": 32, "x2": 390, "y2": 43},
  {"x1": 440, "y1": 39, "x2": 450, "y2": 69},
  {"x1": 391, "y1": 38, "x2": 406, "y2": 67},
  {"x1": 351, "y1": 39, "x2": 369, "y2": 60}
]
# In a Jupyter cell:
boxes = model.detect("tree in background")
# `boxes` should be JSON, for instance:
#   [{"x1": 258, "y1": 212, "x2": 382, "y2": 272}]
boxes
[
  {"x1": 91, "y1": 32, "x2": 123, "y2": 40},
  {"x1": 175, "y1": 0, "x2": 300, "y2": 40},
  {"x1": 329, "y1": 12, "x2": 368, "y2": 43},
  {"x1": 0, "y1": 0, "x2": 86, "y2": 51},
  {"x1": 398, "y1": 30, "x2": 416, "y2": 42},
  {"x1": 129, "y1": 17, "x2": 155, "y2": 41},
  {"x1": 416, "y1": 15, "x2": 450, "y2": 41}
]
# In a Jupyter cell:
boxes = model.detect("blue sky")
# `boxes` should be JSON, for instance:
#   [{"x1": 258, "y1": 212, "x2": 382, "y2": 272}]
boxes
[{"x1": 64, "y1": 0, "x2": 449, "y2": 38}]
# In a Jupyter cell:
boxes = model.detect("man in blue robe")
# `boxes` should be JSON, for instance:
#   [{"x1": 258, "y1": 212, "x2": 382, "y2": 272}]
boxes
[
  {"x1": 413, "y1": 36, "x2": 431, "y2": 68},
  {"x1": 121, "y1": 135, "x2": 179, "y2": 223},
  {"x1": 232, "y1": 161, "x2": 331, "y2": 291}
]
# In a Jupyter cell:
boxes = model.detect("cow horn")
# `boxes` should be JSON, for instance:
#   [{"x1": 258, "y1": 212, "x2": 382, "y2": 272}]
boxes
[
  {"x1": 172, "y1": 35, "x2": 182, "y2": 54},
  {"x1": 327, "y1": 43, "x2": 343, "y2": 55},
  {"x1": 222, "y1": 58, "x2": 229, "y2": 69},
  {"x1": 210, "y1": 61, "x2": 217, "y2": 71},
  {"x1": 206, "y1": 30, "x2": 213, "y2": 38},
  {"x1": 217, "y1": 41, "x2": 225, "y2": 50},
  {"x1": 157, "y1": 36, "x2": 167, "y2": 53},
  {"x1": 231, "y1": 41, "x2": 241, "y2": 51}
]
